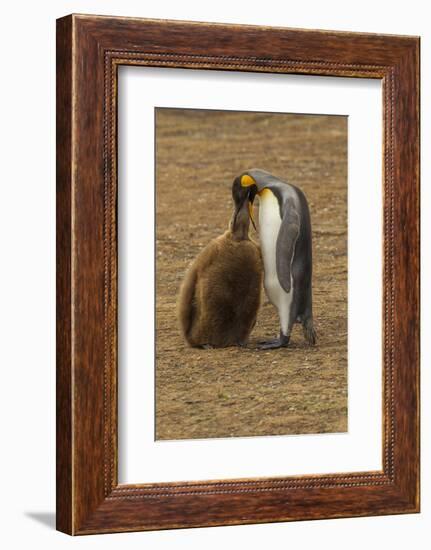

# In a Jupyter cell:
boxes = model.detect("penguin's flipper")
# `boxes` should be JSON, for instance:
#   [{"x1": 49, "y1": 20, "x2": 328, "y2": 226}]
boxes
[{"x1": 276, "y1": 199, "x2": 300, "y2": 294}]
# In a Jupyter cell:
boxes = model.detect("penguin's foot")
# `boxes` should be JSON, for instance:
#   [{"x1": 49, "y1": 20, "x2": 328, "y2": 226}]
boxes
[{"x1": 257, "y1": 332, "x2": 290, "y2": 350}]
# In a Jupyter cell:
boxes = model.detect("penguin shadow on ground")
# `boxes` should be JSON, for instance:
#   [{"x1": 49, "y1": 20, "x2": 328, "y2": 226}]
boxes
[
  {"x1": 240, "y1": 339, "x2": 315, "y2": 352},
  {"x1": 243, "y1": 336, "x2": 319, "y2": 352},
  {"x1": 25, "y1": 511, "x2": 56, "y2": 530}
]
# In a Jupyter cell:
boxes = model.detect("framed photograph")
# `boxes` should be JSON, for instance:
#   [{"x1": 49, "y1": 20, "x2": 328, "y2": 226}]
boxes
[{"x1": 56, "y1": 14, "x2": 420, "y2": 535}]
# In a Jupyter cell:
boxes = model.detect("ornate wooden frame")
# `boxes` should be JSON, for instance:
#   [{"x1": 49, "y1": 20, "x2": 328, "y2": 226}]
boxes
[{"x1": 56, "y1": 14, "x2": 420, "y2": 535}]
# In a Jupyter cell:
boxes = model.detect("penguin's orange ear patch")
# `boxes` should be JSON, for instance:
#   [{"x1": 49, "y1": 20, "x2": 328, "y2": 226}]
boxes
[{"x1": 240, "y1": 174, "x2": 255, "y2": 187}]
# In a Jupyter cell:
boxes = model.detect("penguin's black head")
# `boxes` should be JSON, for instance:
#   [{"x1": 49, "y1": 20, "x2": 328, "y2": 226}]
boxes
[{"x1": 232, "y1": 175, "x2": 257, "y2": 232}]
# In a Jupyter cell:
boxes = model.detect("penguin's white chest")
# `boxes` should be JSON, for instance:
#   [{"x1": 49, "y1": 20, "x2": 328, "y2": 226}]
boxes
[{"x1": 258, "y1": 189, "x2": 293, "y2": 334}]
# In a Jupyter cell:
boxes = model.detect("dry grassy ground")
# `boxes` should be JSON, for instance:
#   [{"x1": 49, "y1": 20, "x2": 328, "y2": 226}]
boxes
[{"x1": 155, "y1": 108, "x2": 347, "y2": 440}]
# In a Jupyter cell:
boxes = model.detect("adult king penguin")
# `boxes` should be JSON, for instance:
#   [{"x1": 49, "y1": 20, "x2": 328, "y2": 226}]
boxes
[{"x1": 236, "y1": 168, "x2": 316, "y2": 349}]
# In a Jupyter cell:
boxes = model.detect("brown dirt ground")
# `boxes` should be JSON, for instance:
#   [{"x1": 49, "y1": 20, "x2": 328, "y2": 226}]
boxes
[{"x1": 155, "y1": 108, "x2": 347, "y2": 440}]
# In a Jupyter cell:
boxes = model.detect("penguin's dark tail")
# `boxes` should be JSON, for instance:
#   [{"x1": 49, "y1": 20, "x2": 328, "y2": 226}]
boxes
[
  {"x1": 303, "y1": 318, "x2": 317, "y2": 346},
  {"x1": 177, "y1": 266, "x2": 197, "y2": 344}
]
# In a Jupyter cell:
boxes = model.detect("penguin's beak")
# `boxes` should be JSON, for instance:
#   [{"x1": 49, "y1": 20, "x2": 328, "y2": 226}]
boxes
[
  {"x1": 248, "y1": 187, "x2": 257, "y2": 231},
  {"x1": 248, "y1": 197, "x2": 256, "y2": 231}
]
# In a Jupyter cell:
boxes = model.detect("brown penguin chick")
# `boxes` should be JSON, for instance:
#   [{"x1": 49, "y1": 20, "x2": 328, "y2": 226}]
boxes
[{"x1": 177, "y1": 182, "x2": 262, "y2": 348}]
